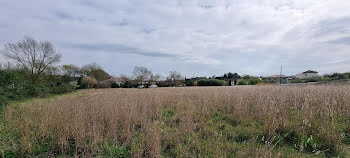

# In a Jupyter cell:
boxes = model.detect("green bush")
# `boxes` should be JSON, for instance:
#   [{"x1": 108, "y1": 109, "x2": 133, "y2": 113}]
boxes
[
  {"x1": 197, "y1": 79, "x2": 226, "y2": 86},
  {"x1": 237, "y1": 80, "x2": 247, "y2": 85},
  {"x1": 248, "y1": 78, "x2": 261, "y2": 85},
  {"x1": 0, "y1": 88, "x2": 9, "y2": 106},
  {"x1": 121, "y1": 81, "x2": 134, "y2": 88},
  {"x1": 111, "y1": 83, "x2": 119, "y2": 88},
  {"x1": 290, "y1": 79, "x2": 305, "y2": 83},
  {"x1": 185, "y1": 80, "x2": 194, "y2": 86},
  {"x1": 51, "y1": 84, "x2": 76, "y2": 94},
  {"x1": 0, "y1": 69, "x2": 78, "y2": 106},
  {"x1": 25, "y1": 84, "x2": 51, "y2": 97}
]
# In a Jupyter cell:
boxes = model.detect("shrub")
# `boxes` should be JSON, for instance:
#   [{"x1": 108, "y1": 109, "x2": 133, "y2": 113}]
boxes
[
  {"x1": 290, "y1": 79, "x2": 305, "y2": 83},
  {"x1": 197, "y1": 79, "x2": 226, "y2": 86},
  {"x1": 237, "y1": 80, "x2": 247, "y2": 85},
  {"x1": 157, "y1": 82, "x2": 172, "y2": 87},
  {"x1": 98, "y1": 81, "x2": 111, "y2": 88},
  {"x1": 248, "y1": 78, "x2": 261, "y2": 85},
  {"x1": 185, "y1": 80, "x2": 194, "y2": 86},
  {"x1": 111, "y1": 83, "x2": 119, "y2": 88},
  {"x1": 81, "y1": 76, "x2": 97, "y2": 88},
  {"x1": 51, "y1": 84, "x2": 76, "y2": 94},
  {"x1": 0, "y1": 88, "x2": 9, "y2": 106},
  {"x1": 25, "y1": 83, "x2": 51, "y2": 97},
  {"x1": 121, "y1": 81, "x2": 133, "y2": 88},
  {"x1": 0, "y1": 69, "x2": 79, "y2": 106},
  {"x1": 338, "y1": 74, "x2": 349, "y2": 80}
]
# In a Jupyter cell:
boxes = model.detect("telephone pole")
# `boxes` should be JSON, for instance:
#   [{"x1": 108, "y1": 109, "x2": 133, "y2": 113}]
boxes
[{"x1": 280, "y1": 66, "x2": 282, "y2": 85}]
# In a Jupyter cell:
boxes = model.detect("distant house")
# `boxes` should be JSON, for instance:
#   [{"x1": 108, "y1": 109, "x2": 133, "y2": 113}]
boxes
[
  {"x1": 266, "y1": 75, "x2": 288, "y2": 84},
  {"x1": 296, "y1": 70, "x2": 319, "y2": 79},
  {"x1": 101, "y1": 77, "x2": 124, "y2": 87}
]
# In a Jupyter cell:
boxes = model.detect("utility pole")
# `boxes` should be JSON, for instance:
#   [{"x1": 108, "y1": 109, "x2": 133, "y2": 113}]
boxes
[{"x1": 280, "y1": 66, "x2": 282, "y2": 85}]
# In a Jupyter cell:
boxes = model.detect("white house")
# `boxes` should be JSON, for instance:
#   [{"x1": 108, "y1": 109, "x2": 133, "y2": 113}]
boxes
[
  {"x1": 296, "y1": 70, "x2": 319, "y2": 79},
  {"x1": 101, "y1": 77, "x2": 124, "y2": 87}
]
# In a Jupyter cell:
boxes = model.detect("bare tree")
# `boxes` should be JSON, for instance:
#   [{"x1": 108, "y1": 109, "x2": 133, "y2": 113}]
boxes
[
  {"x1": 81, "y1": 63, "x2": 100, "y2": 76},
  {"x1": 150, "y1": 74, "x2": 161, "y2": 83},
  {"x1": 1, "y1": 37, "x2": 62, "y2": 84},
  {"x1": 169, "y1": 70, "x2": 182, "y2": 86},
  {"x1": 119, "y1": 74, "x2": 131, "y2": 82},
  {"x1": 133, "y1": 66, "x2": 152, "y2": 84},
  {"x1": 61, "y1": 64, "x2": 81, "y2": 77}
]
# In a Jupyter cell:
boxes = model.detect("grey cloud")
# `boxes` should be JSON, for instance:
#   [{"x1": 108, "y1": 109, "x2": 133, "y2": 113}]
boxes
[
  {"x1": 119, "y1": 20, "x2": 128, "y2": 26},
  {"x1": 327, "y1": 36, "x2": 350, "y2": 45},
  {"x1": 54, "y1": 11, "x2": 83, "y2": 21},
  {"x1": 141, "y1": 28, "x2": 160, "y2": 34},
  {"x1": 70, "y1": 43, "x2": 177, "y2": 58},
  {"x1": 312, "y1": 17, "x2": 350, "y2": 38},
  {"x1": 109, "y1": 20, "x2": 128, "y2": 27},
  {"x1": 198, "y1": 4, "x2": 214, "y2": 9}
]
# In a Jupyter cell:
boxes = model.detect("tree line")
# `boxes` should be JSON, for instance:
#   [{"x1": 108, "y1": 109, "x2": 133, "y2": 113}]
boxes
[
  {"x1": 0, "y1": 37, "x2": 113, "y2": 105},
  {"x1": 0, "y1": 37, "x2": 252, "y2": 105}
]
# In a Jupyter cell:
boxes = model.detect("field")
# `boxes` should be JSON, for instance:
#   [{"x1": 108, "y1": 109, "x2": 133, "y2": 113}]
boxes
[{"x1": 1, "y1": 86, "x2": 350, "y2": 157}]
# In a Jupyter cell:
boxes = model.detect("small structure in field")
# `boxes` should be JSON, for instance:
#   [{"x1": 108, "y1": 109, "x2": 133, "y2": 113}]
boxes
[{"x1": 296, "y1": 70, "x2": 319, "y2": 79}]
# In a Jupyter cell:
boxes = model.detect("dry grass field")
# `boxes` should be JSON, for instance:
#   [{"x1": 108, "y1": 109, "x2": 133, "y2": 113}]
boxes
[{"x1": 1, "y1": 86, "x2": 350, "y2": 157}]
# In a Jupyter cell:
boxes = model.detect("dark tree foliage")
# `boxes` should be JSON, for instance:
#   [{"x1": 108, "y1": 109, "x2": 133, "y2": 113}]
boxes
[
  {"x1": 197, "y1": 79, "x2": 226, "y2": 86},
  {"x1": 111, "y1": 82, "x2": 120, "y2": 88},
  {"x1": 121, "y1": 81, "x2": 134, "y2": 88},
  {"x1": 185, "y1": 79, "x2": 194, "y2": 86},
  {"x1": 82, "y1": 63, "x2": 110, "y2": 81}
]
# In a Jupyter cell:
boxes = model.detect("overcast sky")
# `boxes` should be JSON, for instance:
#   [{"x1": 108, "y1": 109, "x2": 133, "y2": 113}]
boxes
[{"x1": 1, "y1": 0, "x2": 350, "y2": 77}]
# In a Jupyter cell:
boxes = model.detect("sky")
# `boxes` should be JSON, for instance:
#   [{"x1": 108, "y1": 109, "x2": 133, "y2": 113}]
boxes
[{"x1": 0, "y1": 0, "x2": 350, "y2": 77}]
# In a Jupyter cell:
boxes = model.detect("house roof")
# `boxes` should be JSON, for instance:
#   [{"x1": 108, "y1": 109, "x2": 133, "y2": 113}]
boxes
[
  {"x1": 102, "y1": 77, "x2": 124, "y2": 83},
  {"x1": 302, "y1": 70, "x2": 318, "y2": 73}
]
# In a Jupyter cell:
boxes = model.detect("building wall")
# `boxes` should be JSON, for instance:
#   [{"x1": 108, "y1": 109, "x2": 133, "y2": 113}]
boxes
[{"x1": 296, "y1": 73, "x2": 319, "y2": 79}]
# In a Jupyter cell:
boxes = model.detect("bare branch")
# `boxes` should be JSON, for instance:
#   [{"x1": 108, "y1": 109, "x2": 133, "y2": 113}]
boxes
[{"x1": 1, "y1": 37, "x2": 62, "y2": 84}]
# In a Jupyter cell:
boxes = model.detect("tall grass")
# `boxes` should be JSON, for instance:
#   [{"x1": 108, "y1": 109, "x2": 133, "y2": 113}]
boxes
[{"x1": 1, "y1": 86, "x2": 350, "y2": 157}]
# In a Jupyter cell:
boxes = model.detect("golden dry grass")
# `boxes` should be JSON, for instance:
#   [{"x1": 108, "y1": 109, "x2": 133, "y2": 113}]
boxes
[{"x1": 1, "y1": 86, "x2": 350, "y2": 157}]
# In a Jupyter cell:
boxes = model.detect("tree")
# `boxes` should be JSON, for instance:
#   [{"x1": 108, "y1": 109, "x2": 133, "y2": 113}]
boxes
[
  {"x1": 1, "y1": 37, "x2": 62, "y2": 84},
  {"x1": 81, "y1": 63, "x2": 110, "y2": 81},
  {"x1": 197, "y1": 79, "x2": 226, "y2": 86},
  {"x1": 185, "y1": 79, "x2": 194, "y2": 86},
  {"x1": 150, "y1": 74, "x2": 161, "y2": 82},
  {"x1": 248, "y1": 78, "x2": 261, "y2": 85},
  {"x1": 227, "y1": 72, "x2": 240, "y2": 79},
  {"x1": 81, "y1": 76, "x2": 97, "y2": 88},
  {"x1": 237, "y1": 80, "x2": 247, "y2": 85},
  {"x1": 61, "y1": 64, "x2": 80, "y2": 78},
  {"x1": 119, "y1": 74, "x2": 131, "y2": 82},
  {"x1": 168, "y1": 71, "x2": 182, "y2": 86},
  {"x1": 132, "y1": 66, "x2": 152, "y2": 84},
  {"x1": 242, "y1": 75, "x2": 251, "y2": 80},
  {"x1": 81, "y1": 63, "x2": 100, "y2": 76}
]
